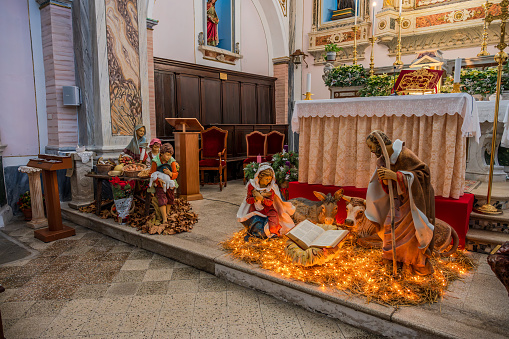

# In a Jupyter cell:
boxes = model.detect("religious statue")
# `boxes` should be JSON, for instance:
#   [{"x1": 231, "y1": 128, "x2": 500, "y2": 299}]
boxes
[
  {"x1": 207, "y1": 0, "x2": 219, "y2": 46},
  {"x1": 147, "y1": 138, "x2": 162, "y2": 165},
  {"x1": 364, "y1": 131, "x2": 435, "y2": 275},
  {"x1": 148, "y1": 143, "x2": 179, "y2": 225},
  {"x1": 123, "y1": 124, "x2": 148, "y2": 162},
  {"x1": 237, "y1": 164, "x2": 296, "y2": 241},
  {"x1": 338, "y1": 0, "x2": 355, "y2": 10}
]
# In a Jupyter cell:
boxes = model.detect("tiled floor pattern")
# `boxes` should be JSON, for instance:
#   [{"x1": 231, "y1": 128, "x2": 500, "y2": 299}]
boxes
[{"x1": 0, "y1": 220, "x2": 379, "y2": 338}]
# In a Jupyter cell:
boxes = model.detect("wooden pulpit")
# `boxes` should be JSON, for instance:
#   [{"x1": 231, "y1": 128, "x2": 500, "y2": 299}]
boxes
[
  {"x1": 27, "y1": 154, "x2": 75, "y2": 242},
  {"x1": 166, "y1": 118, "x2": 204, "y2": 201}
]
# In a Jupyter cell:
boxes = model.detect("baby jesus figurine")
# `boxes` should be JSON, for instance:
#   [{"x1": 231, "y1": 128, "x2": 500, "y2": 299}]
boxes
[{"x1": 237, "y1": 164, "x2": 295, "y2": 240}]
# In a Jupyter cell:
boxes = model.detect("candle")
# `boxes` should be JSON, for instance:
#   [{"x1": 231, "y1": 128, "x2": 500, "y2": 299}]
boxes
[
  {"x1": 283, "y1": 145, "x2": 289, "y2": 152},
  {"x1": 257, "y1": 155, "x2": 262, "y2": 163},
  {"x1": 372, "y1": 2, "x2": 376, "y2": 37},
  {"x1": 354, "y1": 0, "x2": 358, "y2": 26},
  {"x1": 306, "y1": 73, "x2": 311, "y2": 93},
  {"x1": 454, "y1": 58, "x2": 462, "y2": 83},
  {"x1": 399, "y1": 0, "x2": 402, "y2": 16}
]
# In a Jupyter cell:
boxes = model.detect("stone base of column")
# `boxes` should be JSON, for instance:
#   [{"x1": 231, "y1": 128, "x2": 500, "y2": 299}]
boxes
[
  {"x1": 0, "y1": 205, "x2": 13, "y2": 228},
  {"x1": 68, "y1": 201, "x2": 94, "y2": 210},
  {"x1": 27, "y1": 218, "x2": 48, "y2": 229}
]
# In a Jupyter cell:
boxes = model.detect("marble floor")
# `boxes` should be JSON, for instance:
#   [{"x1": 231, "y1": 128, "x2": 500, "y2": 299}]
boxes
[{"x1": 0, "y1": 220, "x2": 379, "y2": 339}]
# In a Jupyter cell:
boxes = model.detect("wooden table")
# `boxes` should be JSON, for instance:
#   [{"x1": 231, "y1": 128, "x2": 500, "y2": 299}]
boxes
[{"x1": 85, "y1": 173, "x2": 151, "y2": 216}]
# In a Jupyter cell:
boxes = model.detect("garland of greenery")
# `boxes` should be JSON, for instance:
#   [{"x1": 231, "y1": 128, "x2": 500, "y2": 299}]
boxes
[
  {"x1": 358, "y1": 74, "x2": 395, "y2": 97},
  {"x1": 243, "y1": 151, "x2": 299, "y2": 184},
  {"x1": 323, "y1": 65, "x2": 368, "y2": 88}
]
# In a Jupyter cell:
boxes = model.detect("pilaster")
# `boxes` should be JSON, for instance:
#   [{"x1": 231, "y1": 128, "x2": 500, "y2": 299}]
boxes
[
  {"x1": 36, "y1": 0, "x2": 78, "y2": 150},
  {"x1": 273, "y1": 57, "x2": 290, "y2": 124},
  {"x1": 147, "y1": 18, "x2": 159, "y2": 138}
]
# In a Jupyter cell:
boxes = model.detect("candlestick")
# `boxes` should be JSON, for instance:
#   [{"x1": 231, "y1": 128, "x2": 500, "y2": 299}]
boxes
[
  {"x1": 306, "y1": 73, "x2": 311, "y2": 93},
  {"x1": 393, "y1": 15, "x2": 403, "y2": 66},
  {"x1": 454, "y1": 58, "x2": 461, "y2": 83},
  {"x1": 399, "y1": 0, "x2": 402, "y2": 16},
  {"x1": 304, "y1": 92, "x2": 313, "y2": 100},
  {"x1": 353, "y1": 25, "x2": 359, "y2": 65},
  {"x1": 372, "y1": 2, "x2": 376, "y2": 37},
  {"x1": 478, "y1": 1, "x2": 491, "y2": 57},
  {"x1": 257, "y1": 155, "x2": 262, "y2": 163},
  {"x1": 369, "y1": 37, "x2": 377, "y2": 76}
]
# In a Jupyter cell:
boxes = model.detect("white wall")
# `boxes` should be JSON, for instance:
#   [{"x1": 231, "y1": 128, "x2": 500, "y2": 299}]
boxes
[
  {"x1": 0, "y1": 0, "x2": 46, "y2": 166},
  {"x1": 152, "y1": 0, "x2": 275, "y2": 76}
]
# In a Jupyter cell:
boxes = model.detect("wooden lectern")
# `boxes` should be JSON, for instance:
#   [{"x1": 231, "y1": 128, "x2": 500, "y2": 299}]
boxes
[
  {"x1": 27, "y1": 154, "x2": 75, "y2": 242},
  {"x1": 165, "y1": 118, "x2": 204, "y2": 201}
]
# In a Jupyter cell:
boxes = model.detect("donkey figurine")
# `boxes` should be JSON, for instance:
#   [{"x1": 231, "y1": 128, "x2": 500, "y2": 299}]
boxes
[{"x1": 289, "y1": 189, "x2": 343, "y2": 225}]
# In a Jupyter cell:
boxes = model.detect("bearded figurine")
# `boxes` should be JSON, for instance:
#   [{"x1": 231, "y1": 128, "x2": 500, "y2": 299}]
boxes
[{"x1": 364, "y1": 130, "x2": 435, "y2": 275}]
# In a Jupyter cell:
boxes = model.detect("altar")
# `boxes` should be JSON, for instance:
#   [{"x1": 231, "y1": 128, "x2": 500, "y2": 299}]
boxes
[{"x1": 292, "y1": 93, "x2": 481, "y2": 199}]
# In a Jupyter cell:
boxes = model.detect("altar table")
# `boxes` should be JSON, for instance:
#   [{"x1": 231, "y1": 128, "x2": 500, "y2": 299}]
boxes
[{"x1": 292, "y1": 93, "x2": 481, "y2": 199}]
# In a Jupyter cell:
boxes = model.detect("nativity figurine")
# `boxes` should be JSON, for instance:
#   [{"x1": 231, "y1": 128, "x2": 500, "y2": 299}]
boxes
[
  {"x1": 364, "y1": 130, "x2": 435, "y2": 276},
  {"x1": 148, "y1": 143, "x2": 179, "y2": 224},
  {"x1": 237, "y1": 164, "x2": 295, "y2": 241},
  {"x1": 123, "y1": 124, "x2": 148, "y2": 163},
  {"x1": 147, "y1": 138, "x2": 162, "y2": 165}
]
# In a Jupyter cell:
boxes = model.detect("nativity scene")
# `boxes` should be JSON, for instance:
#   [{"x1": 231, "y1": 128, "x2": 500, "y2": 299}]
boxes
[{"x1": 0, "y1": 0, "x2": 508, "y2": 337}]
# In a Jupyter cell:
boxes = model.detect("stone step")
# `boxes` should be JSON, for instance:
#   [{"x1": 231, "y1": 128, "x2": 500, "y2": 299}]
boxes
[
  {"x1": 469, "y1": 209, "x2": 509, "y2": 234},
  {"x1": 469, "y1": 181, "x2": 509, "y2": 209},
  {"x1": 465, "y1": 229, "x2": 509, "y2": 254}
]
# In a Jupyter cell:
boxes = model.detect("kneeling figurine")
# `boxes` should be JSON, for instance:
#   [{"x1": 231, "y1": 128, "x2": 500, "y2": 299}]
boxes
[{"x1": 237, "y1": 164, "x2": 295, "y2": 241}]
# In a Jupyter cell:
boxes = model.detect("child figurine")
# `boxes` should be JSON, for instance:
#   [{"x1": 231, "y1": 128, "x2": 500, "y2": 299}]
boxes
[
  {"x1": 148, "y1": 143, "x2": 179, "y2": 224},
  {"x1": 147, "y1": 138, "x2": 162, "y2": 165},
  {"x1": 124, "y1": 124, "x2": 148, "y2": 162},
  {"x1": 237, "y1": 164, "x2": 295, "y2": 240}
]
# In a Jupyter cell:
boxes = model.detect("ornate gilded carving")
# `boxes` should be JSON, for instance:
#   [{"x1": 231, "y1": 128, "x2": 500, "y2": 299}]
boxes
[{"x1": 279, "y1": 0, "x2": 287, "y2": 17}]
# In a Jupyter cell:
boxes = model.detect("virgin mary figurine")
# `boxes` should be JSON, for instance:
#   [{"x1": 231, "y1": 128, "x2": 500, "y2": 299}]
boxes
[
  {"x1": 207, "y1": 0, "x2": 219, "y2": 46},
  {"x1": 123, "y1": 124, "x2": 148, "y2": 162},
  {"x1": 237, "y1": 164, "x2": 296, "y2": 241}
]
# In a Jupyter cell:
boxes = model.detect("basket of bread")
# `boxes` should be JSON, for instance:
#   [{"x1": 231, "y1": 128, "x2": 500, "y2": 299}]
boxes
[
  {"x1": 123, "y1": 163, "x2": 147, "y2": 177},
  {"x1": 96, "y1": 157, "x2": 115, "y2": 174}
]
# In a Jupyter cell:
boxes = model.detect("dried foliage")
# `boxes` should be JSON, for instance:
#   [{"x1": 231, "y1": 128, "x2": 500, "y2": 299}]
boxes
[
  {"x1": 222, "y1": 229, "x2": 476, "y2": 306},
  {"x1": 79, "y1": 198, "x2": 198, "y2": 236}
]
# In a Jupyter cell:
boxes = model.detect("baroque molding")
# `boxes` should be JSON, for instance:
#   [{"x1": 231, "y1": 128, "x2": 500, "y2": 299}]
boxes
[
  {"x1": 378, "y1": 24, "x2": 501, "y2": 56},
  {"x1": 279, "y1": 0, "x2": 287, "y2": 17},
  {"x1": 36, "y1": 0, "x2": 72, "y2": 10},
  {"x1": 198, "y1": 45, "x2": 243, "y2": 65}
]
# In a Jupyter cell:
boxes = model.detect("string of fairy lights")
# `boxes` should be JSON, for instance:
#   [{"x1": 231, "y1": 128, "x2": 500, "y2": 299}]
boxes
[{"x1": 222, "y1": 230, "x2": 475, "y2": 306}]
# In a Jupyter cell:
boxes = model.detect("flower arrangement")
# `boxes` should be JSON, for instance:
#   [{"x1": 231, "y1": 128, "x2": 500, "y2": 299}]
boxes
[
  {"x1": 271, "y1": 150, "x2": 299, "y2": 184},
  {"x1": 109, "y1": 177, "x2": 135, "y2": 200},
  {"x1": 359, "y1": 74, "x2": 395, "y2": 97},
  {"x1": 17, "y1": 191, "x2": 31, "y2": 210},
  {"x1": 323, "y1": 65, "x2": 368, "y2": 88},
  {"x1": 243, "y1": 162, "x2": 260, "y2": 181},
  {"x1": 459, "y1": 65, "x2": 509, "y2": 99}
]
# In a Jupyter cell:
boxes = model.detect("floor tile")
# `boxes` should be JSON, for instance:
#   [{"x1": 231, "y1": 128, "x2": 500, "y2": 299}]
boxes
[
  {"x1": 128, "y1": 295, "x2": 164, "y2": 314},
  {"x1": 5, "y1": 316, "x2": 55, "y2": 338},
  {"x1": 152, "y1": 328, "x2": 192, "y2": 339},
  {"x1": 59, "y1": 298, "x2": 100, "y2": 317},
  {"x1": 142, "y1": 269, "x2": 173, "y2": 282},
  {"x1": 120, "y1": 312, "x2": 158, "y2": 333},
  {"x1": 121, "y1": 259, "x2": 151, "y2": 271},
  {"x1": 41, "y1": 314, "x2": 89, "y2": 337},
  {"x1": 112, "y1": 270, "x2": 147, "y2": 283},
  {"x1": 78, "y1": 312, "x2": 124, "y2": 335},
  {"x1": 25, "y1": 299, "x2": 67, "y2": 317},
  {"x1": 95, "y1": 297, "x2": 133, "y2": 314},
  {"x1": 72, "y1": 284, "x2": 110, "y2": 299},
  {"x1": 0, "y1": 301, "x2": 35, "y2": 319},
  {"x1": 171, "y1": 267, "x2": 200, "y2": 280},
  {"x1": 105, "y1": 282, "x2": 141, "y2": 297},
  {"x1": 167, "y1": 279, "x2": 199, "y2": 294},
  {"x1": 136, "y1": 281, "x2": 169, "y2": 296}
]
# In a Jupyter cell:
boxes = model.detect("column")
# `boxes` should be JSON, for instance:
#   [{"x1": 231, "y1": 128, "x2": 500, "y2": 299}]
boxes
[
  {"x1": 18, "y1": 166, "x2": 47, "y2": 229},
  {"x1": 273, "y1": 57, "x2": 290, "y2": 124},
  {"x1": 0, "y1": 133, "x2": 12, "y2": 227},
  {"x1": 36, "y1": 0, "x2": 78, "y2": 151},
  {"x1": 147, "y1": 18, "x2": 159, "y2": 138}
]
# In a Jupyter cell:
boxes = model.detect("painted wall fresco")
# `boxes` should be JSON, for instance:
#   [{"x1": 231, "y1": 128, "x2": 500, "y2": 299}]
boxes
[{"x1": 105, "y1": 0, "x2": 142, "y2": 136}]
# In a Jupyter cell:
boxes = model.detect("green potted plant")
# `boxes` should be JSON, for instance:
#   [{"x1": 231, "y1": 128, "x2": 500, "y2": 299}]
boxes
[
  {"x1": 17, "y1": 191, "x2": 31, "y2": 221},
  {"x1": 324, "y1": 43, "x2": 342, "y2": 62}
]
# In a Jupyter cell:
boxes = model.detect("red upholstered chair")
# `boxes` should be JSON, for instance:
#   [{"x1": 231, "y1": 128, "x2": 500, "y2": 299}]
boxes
[
  {"x1": 243, "y1": 131, "x2": 267, "y2": 183},
  {"x1": 265, "y1": 130, "x2": 285, "y2": 162},
  {"x1": 199, "y1": 126, "x2": 228, "y2": 191}
]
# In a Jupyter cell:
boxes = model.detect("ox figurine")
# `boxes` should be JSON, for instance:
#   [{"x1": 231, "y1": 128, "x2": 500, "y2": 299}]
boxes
[
  {"x1": 290, "y1": 189, "x2": 343, "y2": 225},
  {"x1": 342, "y1": 194, "x2": 459, "y2": 257}
]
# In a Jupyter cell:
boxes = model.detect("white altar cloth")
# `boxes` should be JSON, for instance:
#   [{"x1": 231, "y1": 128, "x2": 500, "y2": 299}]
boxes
[
  {"x1": 292, "y1": 93, "x2": 481, "y2": 143},
  {"x1": 475, "y1": 100, "x2": 509, "y2": 148}
]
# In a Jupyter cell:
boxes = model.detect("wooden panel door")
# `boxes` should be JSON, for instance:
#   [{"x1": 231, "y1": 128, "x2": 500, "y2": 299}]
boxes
[
  {"x1": 155, "y1": 71, "x2": 176, "y2": 139},
  {"x1": 241, "y1": 83, "x2": 257, "y2": 124},
  {"x1": 256, "y1": 85, "x2": 271, "y2": 124},
  {"x1": 200, "y1": 78, "x2": 222, "y2": 125},
  {"x1": 176, "y1": 75, "x2": 200, "y2": 119},
  {"x1": 222, "y1": 81, "x2": 241, "y2": 124}
]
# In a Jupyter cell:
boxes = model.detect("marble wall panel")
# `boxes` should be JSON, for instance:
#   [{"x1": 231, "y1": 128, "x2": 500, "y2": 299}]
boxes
[{"x1": 105, "y1": 0, "x2": 142, "y2": 136}]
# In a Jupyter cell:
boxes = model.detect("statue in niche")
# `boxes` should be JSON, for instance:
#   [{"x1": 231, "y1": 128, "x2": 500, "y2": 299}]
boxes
[
  {"x1": 338, "y1": 0, "x2": 355, "y2": 10},
  {"x1": 207, "y1": 0, "x2": 219, "y2": 47},
  {"x1": 365, "y1": 130, "x2": 435, "y2": 275}
]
